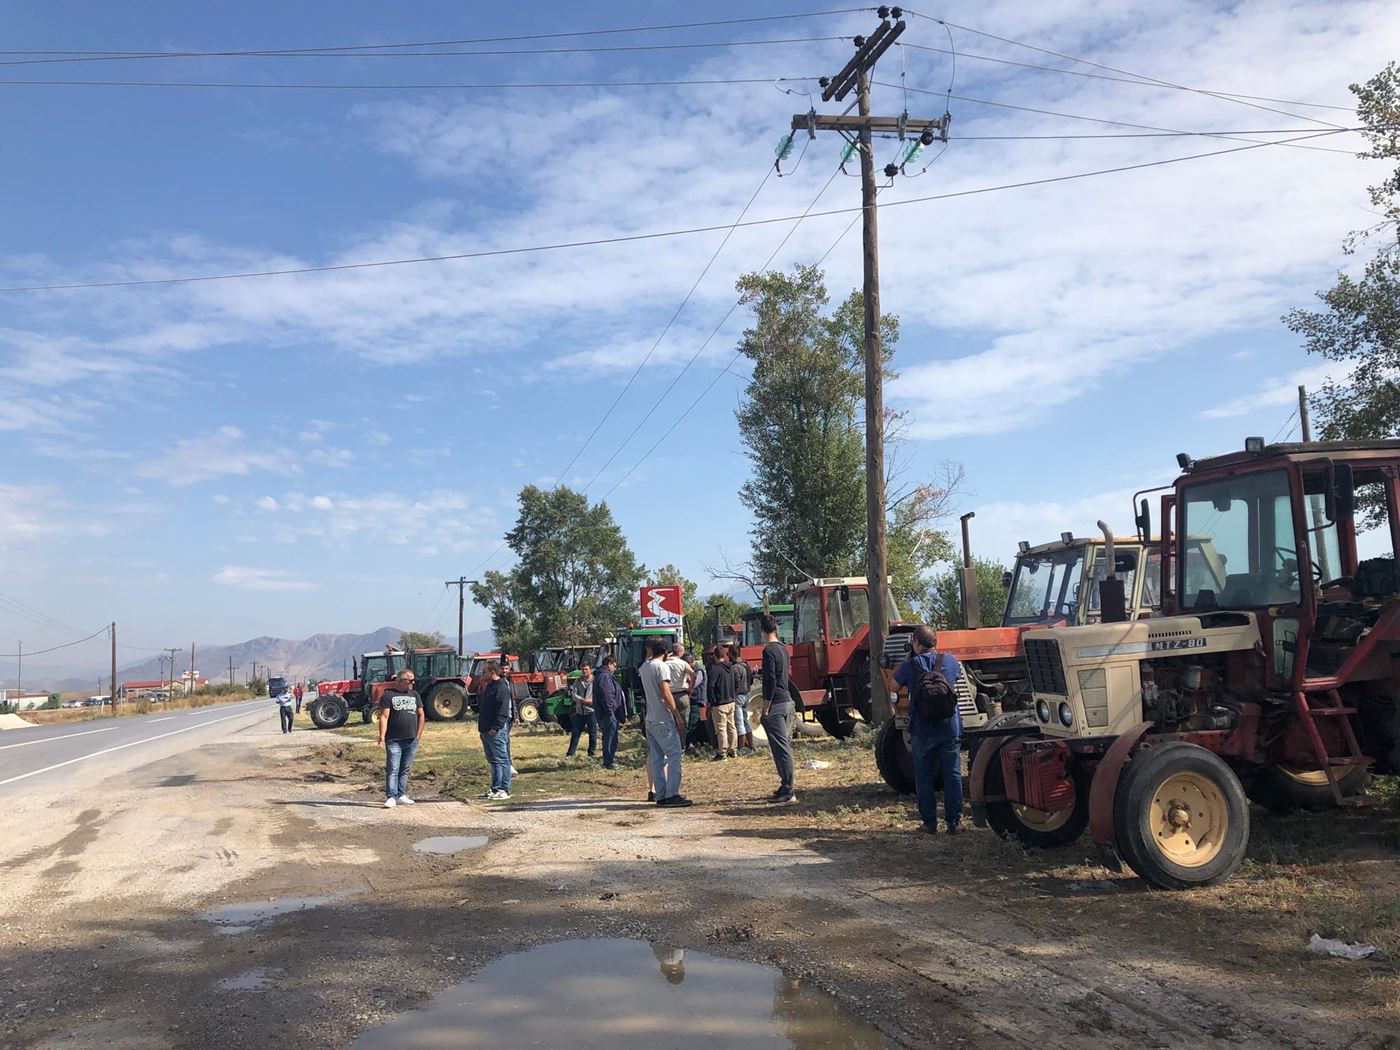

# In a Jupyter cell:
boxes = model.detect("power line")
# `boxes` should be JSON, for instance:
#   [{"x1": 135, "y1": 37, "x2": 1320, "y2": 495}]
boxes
[
  {"x1": 0, "y1": 8, "x2": 872, "y2": 59},
  {"x1": 897, "y1": 40, "x2": 1354, "y2": 113},
  {"x1": 0, "y1": 36, "x2": 854, "y2": 69},
  {"x1": 901, "y1": 9, "x2": 1349, "y2": 132},
  {"x1": 0, "y1": 76, "x2": 823, "y2": 91},
  {"x1": 554, "y1": 164, "x2": 779, "y2": 485},
  {"x1": 883, "y1": 82, "x2": 1361, "y2": 155},
  {"x1": 0, "y1": 126, "x2": 1357, "y2": 295},
  {"x1": 1271, "y1": 409, "x2": 1300, "y2": 445},
  {"x1": 0, "y1": 625, "x2": 109, "y2": 659},
  {"x1": 0, "y1": 590, "x2": 88, "y2": 635}
]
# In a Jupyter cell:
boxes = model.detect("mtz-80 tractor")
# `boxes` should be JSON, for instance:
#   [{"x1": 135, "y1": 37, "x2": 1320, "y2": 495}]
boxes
[
  {"x1": 875, "y1": 530, "x2": 1166, "y2": 793},
  {"x1": 972, "y1": 439, "x2": 1400, "y2": 889}
]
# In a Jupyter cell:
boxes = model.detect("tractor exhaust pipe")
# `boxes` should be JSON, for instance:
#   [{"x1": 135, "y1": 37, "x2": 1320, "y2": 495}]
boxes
[
  {"x1": 1097, "y1": 520, "x2": 1128, "y2": 623},
  {"x1": 959, "y1": 512, "x2": 981, "y2": 628}
]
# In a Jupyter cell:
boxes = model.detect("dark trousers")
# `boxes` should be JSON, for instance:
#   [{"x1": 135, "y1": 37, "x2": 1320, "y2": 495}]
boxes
[
  {"x1": 295, "y1": 695, "x2": 302, "y2": 713},
  {"x1": 598, "y1": 711, "x2": 621, "y2": 768},
  {"x1": 761, "y1": 701, "x2": 795, "y2": 793},
  {"x1": 566, "y1": 708, "x2": 598, "y2": 756},
  {"x1": 279, "y1": 706, "x2": 293, "y2": 733},
  {"x1": 911, "y1": 723, "x2": 963, "y2": 828}
]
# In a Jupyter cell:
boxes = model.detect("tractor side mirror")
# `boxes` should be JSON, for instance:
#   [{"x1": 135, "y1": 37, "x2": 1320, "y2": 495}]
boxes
[
  {"x1": 1135, "y1": 498, "x2": 1151, "y2": 543},
  {"x1": 1001, "y1": 571, "x2": 1013, "y2": 589}
]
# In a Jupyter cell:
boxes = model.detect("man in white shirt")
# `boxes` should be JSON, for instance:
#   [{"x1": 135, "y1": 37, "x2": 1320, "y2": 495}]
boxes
[{"x1": 640, "y1": 636, "x2": 692, "y2": 808}]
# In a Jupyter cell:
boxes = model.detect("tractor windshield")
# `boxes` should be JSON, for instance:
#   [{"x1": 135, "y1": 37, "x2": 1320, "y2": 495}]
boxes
[
  {"x1": 1004, "y1": 548, "x2": 1086, "y2": 625},
  {"x1": 1179, "y1": 469, "x2": 1299, "y2": 610},
  {"x1": 742, "y1": 609, "x2": 794, "y2": 646},
  {"x1": 533, "y1": 649, "x2": 563, "y2": 672}
]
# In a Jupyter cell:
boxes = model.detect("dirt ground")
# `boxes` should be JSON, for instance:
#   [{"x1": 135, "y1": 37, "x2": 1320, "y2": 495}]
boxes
[{"x1": 1, "y1": 712, "x2": 1397, "y2": 1049}]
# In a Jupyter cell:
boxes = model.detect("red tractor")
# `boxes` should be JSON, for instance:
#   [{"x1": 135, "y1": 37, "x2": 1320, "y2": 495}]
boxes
[
  {"x1": 310, "y1": 646, "x2": 469, "y2": 728},
  {"x1": 970, "y1": 438, "x2": 1400, "y2": 889}
]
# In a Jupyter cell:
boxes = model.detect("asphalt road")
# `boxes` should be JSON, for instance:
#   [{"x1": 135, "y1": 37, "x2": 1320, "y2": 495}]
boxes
[{"x1": 0, "y1": 697, "x2": 275, "y2": 788}]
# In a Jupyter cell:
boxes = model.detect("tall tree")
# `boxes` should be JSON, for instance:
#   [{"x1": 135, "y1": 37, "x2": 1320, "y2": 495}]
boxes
[
  {"x1": 397, "y1": 630, "x2": 445, "y2": 650},
  {"x1": 731, "y1": 263, "x2": 959, "y2": 611},
  {"x1": 927, "y1": 556, "x2": 1011, "y2": 629},
  {"x1": 1285, "y1": 63, "x2": 1400, "y2": 484},
  {"x1": 470, "y1": 486, "x2": 645, "y2": 657},
  {"x1": 652, "y1": 563, "x2": 700, "y2": 639},
  {"x1": 691, "y1": 592, "x2": 746, "y2": 648}
]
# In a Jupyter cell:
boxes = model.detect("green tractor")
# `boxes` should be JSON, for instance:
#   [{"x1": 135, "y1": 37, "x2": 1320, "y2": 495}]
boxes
[{"x1": 530, "y1": 645, "x2": 605, "y2": 727}]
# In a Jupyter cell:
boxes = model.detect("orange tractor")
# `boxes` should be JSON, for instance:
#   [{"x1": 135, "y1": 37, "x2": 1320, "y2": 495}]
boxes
[{"x1": 969, "y1": 438, "x2": 1400, "y2": 888}]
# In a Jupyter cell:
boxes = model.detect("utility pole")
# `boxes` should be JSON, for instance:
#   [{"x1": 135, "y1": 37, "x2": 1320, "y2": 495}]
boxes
[
  {"x1": 163, "y1": 648, "x2": 180, "y2": 697},
  {"x1": 16, "y1": 640, "x2": 20, "y2": 698},
  {"x1": 110, "y1": 622, "x2": 117, "y2": 714},
  {"x1": 792, "y1": 8, "x2": 947, "y2": 725},
  {"x1": 189, "y1": 642, "x2": 196, "y2": 695},
  {"x1": 1298, "y1": 385, "x2": 1313, "y2": 443},
  {"x1": 444, "y1": 577, "x2": 477, "y2": 656},
  {"x1": 228, "y1": 655, "x2": 236, "y2": 687}
]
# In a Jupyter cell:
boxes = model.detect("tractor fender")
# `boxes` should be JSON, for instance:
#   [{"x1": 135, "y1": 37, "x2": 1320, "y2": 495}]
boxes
[
  {"x1": 968, "y1": 733, "x2": 1013, "y2": 829},
  {"x1": 1087, "y1": 721, "x2": 1154, "y2": 873}
]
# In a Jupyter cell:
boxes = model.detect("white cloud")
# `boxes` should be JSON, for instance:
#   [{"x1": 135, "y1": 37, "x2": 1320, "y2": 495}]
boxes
[
  {"x1": 212, "y1": 566, "x2": 316, "y2": 592},
  {"x1": 1201, "y1": 362, "x2": 1352, "y2": 419},
  {"x1": 306, "y1": 446, "x2": 354, "y2": 469},
  {"x1": 137, "y1": 426, "x2": 299, "y2": 486},
  {"x1": 258, "y1": 488, "x2": 496, "y2": 554},
  {"x1": 211, "y1": 494, "x2": 230, "y2": 504},
  {"x1": 255, "y1": 495, "x2": 279, "y2": 511}
]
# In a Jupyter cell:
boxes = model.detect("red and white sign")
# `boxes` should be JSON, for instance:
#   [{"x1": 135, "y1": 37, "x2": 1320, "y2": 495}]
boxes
[{"x1": 639, "y1": 585, "x2": 684, "y2": 628}]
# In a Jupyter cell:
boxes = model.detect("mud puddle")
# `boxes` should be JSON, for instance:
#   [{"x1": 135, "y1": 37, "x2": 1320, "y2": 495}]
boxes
[
  {"x1": 216, "y1": 968, "x2": 280, "y2": 991},
  {"x1": 201, "y1": 892, "x2": 357, "y2": 934},
  {"x1": 412, "y1": 835, "x2": 488, "y2": 855},
  {"x1": 354, "y1": 938, "x2": 888, "y2": 1048}
]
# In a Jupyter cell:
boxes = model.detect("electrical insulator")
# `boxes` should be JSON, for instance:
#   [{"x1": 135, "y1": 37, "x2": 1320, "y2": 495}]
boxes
[
  {"x1": 840, "y1": 141, "x2": 859, "y2": 165},
  {"x1": 919, "y1": 128, "x2": 936, "y2": 146},
  {"x1": 883, "y1": 163, "x2": 899, "y2": 178},
  {"x1": 775, "y1": 134, "x2": 796, "y2": 162},
  {"x1": 902, "y1": 140, "x2": 925, "y2": 166}
]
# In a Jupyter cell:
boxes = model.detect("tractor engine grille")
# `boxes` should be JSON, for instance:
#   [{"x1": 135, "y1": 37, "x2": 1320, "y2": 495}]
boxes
[
  {"x1": 881, "y1": 631, "x2": 914, "y2": 669},
  {"x1": 954, "y1": 672, "x2": 979, "y2": 720},
  {"x1": 1024, "y1": 638, "x2": 1068, "y2": 695}
]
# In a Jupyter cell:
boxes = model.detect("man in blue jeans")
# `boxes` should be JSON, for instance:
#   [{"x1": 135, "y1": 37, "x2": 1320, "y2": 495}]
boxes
[
  {"x1": 593, "y1": 656, "x2": 627, "y2": 770},
  {"x1": 477, "y1": 661, "x2": 514, "y2": 800},
  {"x1": 377, "y1": 670, "x2": 424, "y2": 809},
  {"x1": 893, "y1": 625, "x2": 963, "y2": 834}
]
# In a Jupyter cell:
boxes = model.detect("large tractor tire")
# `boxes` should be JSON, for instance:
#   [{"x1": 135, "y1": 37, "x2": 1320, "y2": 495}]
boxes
[
  {"x1": 875, "y1": 720, "x2": 914, "y2": 794},
  {"x1": 815, "y1": 706, "x2": 858, "y2": 739},
  {"x1": 1113, "y1": 741, "x2": 1249, "y2": 890},
  {"x1": 360, "y1": 705, "x2": 374, "y2": 725},
  {"x1": 982, "y1": 734, "x2": 1090, "y2": 849},
  {"x1": 517, "y1": 699, "x2": 542, "y2": 726},
  {"x1": 425, "y1": 683, "x2": 467, "y2": 722},
  {"x1": 309, "y1": 697, "x2": 349, "y2": 730},
  {"x1": 1246, "y1": 764, "x2": 1370, "y2": 814},
  {"x1": 850, "y1": 655, "x2": 873, "y2": 724}
]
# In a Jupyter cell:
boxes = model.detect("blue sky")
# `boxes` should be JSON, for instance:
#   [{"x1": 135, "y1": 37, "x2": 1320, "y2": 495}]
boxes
[{"x1": 1, "y1": 0, "x2": 1394, "y2": 681}]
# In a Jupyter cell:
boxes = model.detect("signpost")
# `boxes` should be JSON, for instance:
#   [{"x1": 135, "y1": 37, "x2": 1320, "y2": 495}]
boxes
[{"x1": 639, "y1": 585, "x2": 684, "y2": 629}]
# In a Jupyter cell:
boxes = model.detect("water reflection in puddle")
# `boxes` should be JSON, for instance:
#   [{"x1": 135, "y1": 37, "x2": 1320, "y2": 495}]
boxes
[
  {"x1": 201, "y1": 892, "x2": 356, "y2": 934},
  {"x1": 412, "y1": 835, "x2": 488, "y2": 855},
  {"x1": 216, "y1": 968, "x2": 279, "y2": 992},
  {"x1": 354, "y1": 938, "x2": 888, "y2": 1048}
]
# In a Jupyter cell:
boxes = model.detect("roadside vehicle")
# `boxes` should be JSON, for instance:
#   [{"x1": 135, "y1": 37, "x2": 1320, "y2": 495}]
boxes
[
  {"x1": 311, "y1": 646, "x2": 469, "y2": 728},
  {"x1": 969, "y1": 438, "x2": 1400, "y2": 889},
  {"x1": 267, "y1": 675, "x2": 288, "y2": 698}
]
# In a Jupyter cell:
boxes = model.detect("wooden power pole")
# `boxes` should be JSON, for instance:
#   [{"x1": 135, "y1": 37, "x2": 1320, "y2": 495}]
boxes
[
  {"x1": 792, "y1": 9, "x2": 948, "y2": 724},
  {"x1": 163, "y1": 647, "x2": 180, "y2": 696},
  {"x1": 110, "y1": 622, "x2": 117, "y2": 714},
  {"x1": 444, "y1": 576, "x2": 477, "y2": 656},
  {"x1": 189, "y1": 642, "x2": 196, "y2": 696},
  {"x1": 1298, "y1": 385, "x2": 1313, "y2": 443}
]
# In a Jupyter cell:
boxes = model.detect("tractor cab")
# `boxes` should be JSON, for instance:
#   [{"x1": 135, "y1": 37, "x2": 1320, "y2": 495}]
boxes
[
  {"x1": 1003, "y1": 536, "x2": 1158, "y2": 628},
  {"x1": 740, "y1": 605, "x2": 795, "y2": 647},
  {"x1": 787, "y1": 577, "x2": 901, "y2": 729}
]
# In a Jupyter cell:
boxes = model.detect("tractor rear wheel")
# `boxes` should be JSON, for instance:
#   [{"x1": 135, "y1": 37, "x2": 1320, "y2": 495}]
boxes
[
  {"x1": 874, "y1": 720, "x2": 914, "y2": 794},
  {"x1": 815, "y1": 706, "x2": 857, "y2": 739},
  {"x1": 1114, "y1": 741, "x2": 1249, "y2": 890},
  {"x1": 426, "y1": 683, "x2": 467, "y2": 722},
  {"x1": 1246, "y1": 764, "x2": 1369, "y2": 813},
  {"x1": 517, "y1": 699, "x2": 541, "y2": 726},
  {"x1": 983, "y1": 734, "x2": 1089, "y2": 848},
  {"x1": 310, "y1": 698, "x2": 349, "y2": 730},
  {"x1": 360, "y1": 706, "x2": 373, "y2": 725}
]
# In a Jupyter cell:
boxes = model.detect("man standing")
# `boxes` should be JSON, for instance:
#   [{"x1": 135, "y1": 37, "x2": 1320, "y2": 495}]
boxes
[
  {"x1": 730, "y1": 643, "x2": 754, "y2": 753},
  {"x1": 276, "y1": 689, "x2": 294, "y2": 734},
  {"x1": 664, "y1": 645, "x2": 694, "y2": 753},
  {"x1": 293, "y1": 682, "x2": 304, "y2": 715},
  {"x1": 593, "y1": 656, "x2": 626, "y2": 770},
  {"x1": 641, "y1": 636, "x2": 691, "y2": 808},
  {"x1": 477, "y1": 661, "x2": 513, "y2": 800},
  {"x1": 377, "y1": 670, "x2": 424, "y2": 809},
  {"x1": 706, "y1": 645, "x2": 737, "y2": 760},
  {"x1": 758, "y1": 614, "x2": 796, "y2": 804},
  {"x1": 565, "y1": 663, "x2": 598, "y2": 759},
  {"x1": 894, "y1": 625, "x2": 964, "y2": 834}
]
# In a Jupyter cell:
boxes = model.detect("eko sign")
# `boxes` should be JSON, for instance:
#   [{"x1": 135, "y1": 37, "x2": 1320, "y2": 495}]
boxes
[{"x1": 639, "y1": 585, "x2": 684, "y2": 628}]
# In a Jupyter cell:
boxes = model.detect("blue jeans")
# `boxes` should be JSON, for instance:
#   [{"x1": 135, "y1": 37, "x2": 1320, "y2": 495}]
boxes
[
  {"x1": 735, "y1": 693, "x2": 751, "y2": 736},
  {"x1": 598, "y1": 711, "x2": 621, "y2": 768},
  {"x1": 567, "y1": 708, "x2": 598, "y2": 756},
  {"x1": 910, "y1": 724, "x2": 962, "y2": 828},
  {"x1": 481, "y1": 726, "x2": 512, "y2": 793},
  {"x1": 384, "y1": 737, "x2": 419, "y2": 799},
  {"x1": 645, "y1": 716, "x2": 683, "y2": 799}
]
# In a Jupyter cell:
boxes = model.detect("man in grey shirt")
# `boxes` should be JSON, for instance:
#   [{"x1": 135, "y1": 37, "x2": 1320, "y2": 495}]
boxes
[
  {"x1": 564, "y1": 663, "x2": 598, "y2": 759},
  {"x1": 641, "y1": 636, "x2": 692, "y2": 808}
]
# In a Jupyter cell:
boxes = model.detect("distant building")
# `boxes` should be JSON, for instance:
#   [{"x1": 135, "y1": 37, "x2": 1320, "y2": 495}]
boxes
[
  {"x1": 119, "y1": 679, "x2": 168, "y2": 700},
  {"x1": 0, "y1": 690, "x2": 52, "y2": 711}
]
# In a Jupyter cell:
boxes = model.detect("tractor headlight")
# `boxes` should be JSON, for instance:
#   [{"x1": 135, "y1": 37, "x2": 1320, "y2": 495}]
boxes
[
  {"x1": 1058, "y1": 702, "x2": 1074, "y2": 728},
  {"x1": 1035, "y1": 699, "x2": 1051, "y2": 723}
]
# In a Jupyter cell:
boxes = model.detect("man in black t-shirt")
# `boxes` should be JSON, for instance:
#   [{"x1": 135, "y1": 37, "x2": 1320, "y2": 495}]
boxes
[
  {"x1": 759, "y1": 614, "x2": 796, "y2": 804},
  {"x1": 377, "y1": 669, "x2": 425, "y2": 809}
]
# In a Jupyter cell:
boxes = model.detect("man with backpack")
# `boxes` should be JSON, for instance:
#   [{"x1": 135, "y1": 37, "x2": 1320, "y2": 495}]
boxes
[
  {"x1": 894, "y1": 625, "x2": 964, "y2": 834},
  {"x1": 729, "y1": 643, "x2": 754, "y2": 753}
]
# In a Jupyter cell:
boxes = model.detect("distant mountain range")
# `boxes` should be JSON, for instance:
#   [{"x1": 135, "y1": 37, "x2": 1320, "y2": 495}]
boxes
[{"x1": 51, "y1": 626, "x2": 497, "y2": 692}]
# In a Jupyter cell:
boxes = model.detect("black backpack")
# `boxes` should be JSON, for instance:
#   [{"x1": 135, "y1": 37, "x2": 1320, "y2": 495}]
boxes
[{"x1": 912, "y1": 652, "x2": 958, "y2": 722}]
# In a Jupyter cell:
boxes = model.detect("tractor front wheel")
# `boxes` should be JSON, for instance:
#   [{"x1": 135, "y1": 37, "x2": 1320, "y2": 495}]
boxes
[
  {"x1": 517, "y1": 699, "x2": 541, "y2": 726},
  {"x1": 983, "y1": 734, "x2": 1089, "y2": 848},
  {"x1": 360, "y1": 706, "x2": 373, "y2": 725},
  {"x1": 426, "y1": 684, "x2": 467, "y2": 722},
  {"x1": 309, "y1": 698, "x2": 349, "y2": 730},
  {"x1": 874, "y1": 719, "x2": 914, "y2": 794},
  {"x1": 1114, "y1": 741, "x2": 1249, "y2": 890},
  {"x1": 815, "y1": 706, "x2": 858, "y2": 739}
]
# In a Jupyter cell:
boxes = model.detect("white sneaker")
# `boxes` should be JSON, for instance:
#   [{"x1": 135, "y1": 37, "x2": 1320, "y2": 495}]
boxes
[
  {"x1": 398, "y1": 796, "x2": 416, "y2": 805},
  {"x1": 510, "y1": 766, "x2": 519, "y2": 776},
  {"x1": 475, "y1": 790, "x2": 494, "y2": 800},
  {"x1": 489, "y1": 790, "x2": 511, "y2": 801},
  {"x1": 383, "y1": 797, "x2": 397, "y2": 809}
]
